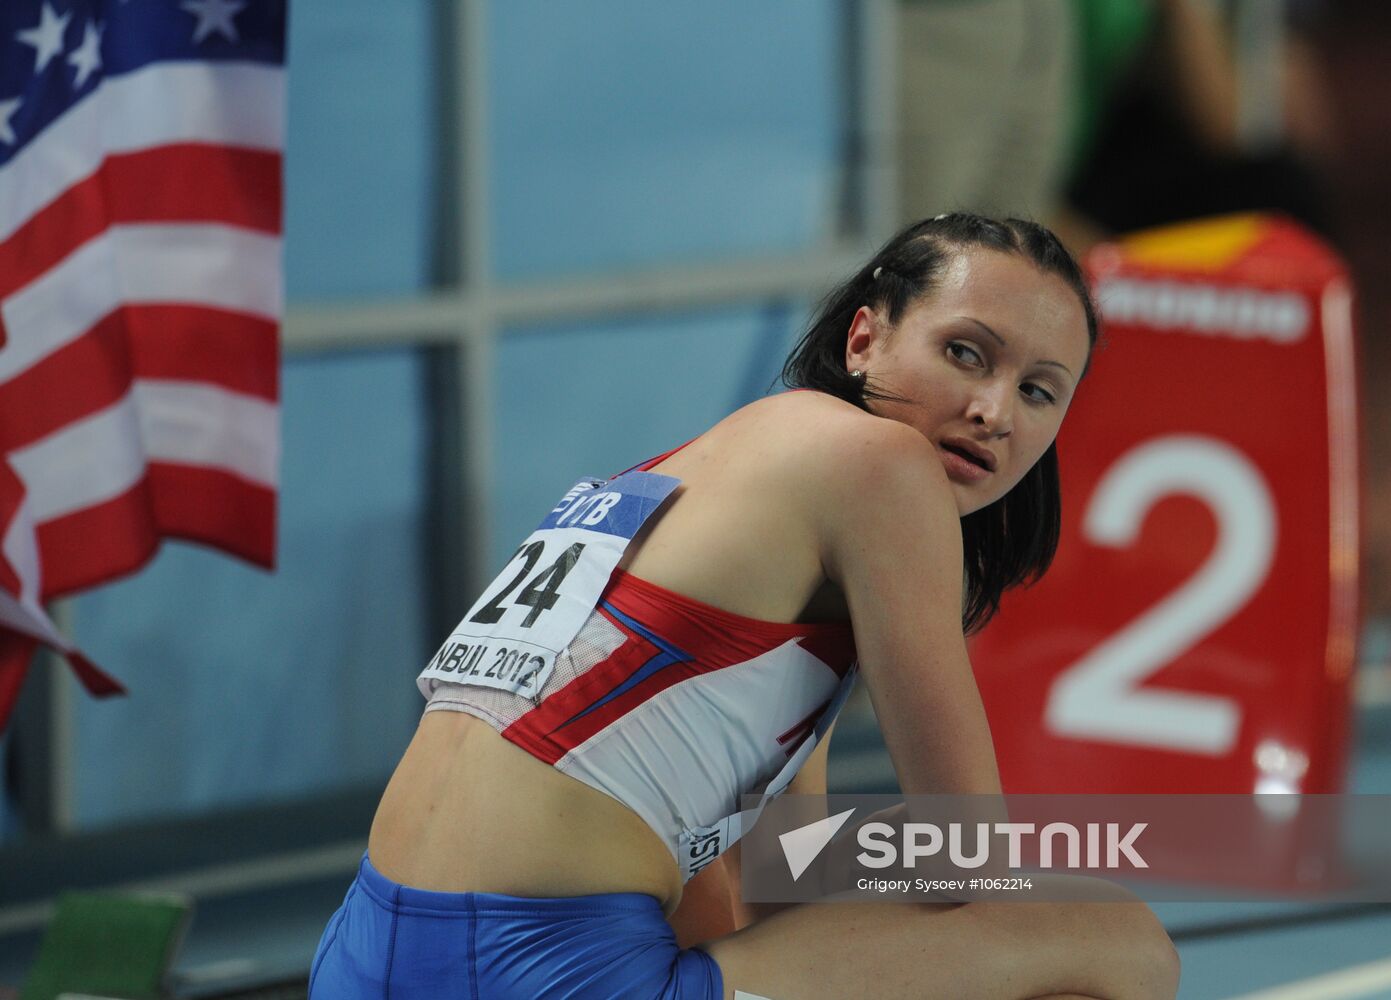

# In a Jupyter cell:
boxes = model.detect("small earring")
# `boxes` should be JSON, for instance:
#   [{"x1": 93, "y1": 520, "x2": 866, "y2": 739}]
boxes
[{"x1": 849, "y1": 370, "x2": 865, "y2": 380}]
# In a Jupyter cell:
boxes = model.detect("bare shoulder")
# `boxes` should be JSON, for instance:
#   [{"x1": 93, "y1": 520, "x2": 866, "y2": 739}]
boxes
[
  {"x1": 632, "y1": 391, "x2": 961, "y2": 621},
  {"x1": 721, "y1": 390, "x2": 939, "y2": 481},
  {"x1": 724, "y1": 392, "x2": 961, "y2": 570},
  {"x1": 721, "y1": 396, "x2": 1001, "y2": 799}
]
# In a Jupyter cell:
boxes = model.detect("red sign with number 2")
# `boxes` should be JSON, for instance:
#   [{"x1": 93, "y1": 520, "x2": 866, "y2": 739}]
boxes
[{"x1": 970, "y1": 215, "x2": 1361, "y2": 794}]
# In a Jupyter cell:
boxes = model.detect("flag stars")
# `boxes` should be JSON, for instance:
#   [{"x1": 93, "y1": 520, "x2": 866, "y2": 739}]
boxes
[
  {"x1": 0, "y1": 97, "x2": 20, "y2": 146},
  {"x1": 67, "y1": 20, "x2": 103, "y2": 90},
  {"x1": 180, "y1": 0, "x2": 246, "y2": 45},
  {"x1": 16, "y1": 2, "x2": 72, "y2": 74}
]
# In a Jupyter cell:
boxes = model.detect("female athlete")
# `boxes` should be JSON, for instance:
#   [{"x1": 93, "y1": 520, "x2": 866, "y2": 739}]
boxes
[{"x1": 309, "y1": 214, "x2": 1180, "y2": 999}]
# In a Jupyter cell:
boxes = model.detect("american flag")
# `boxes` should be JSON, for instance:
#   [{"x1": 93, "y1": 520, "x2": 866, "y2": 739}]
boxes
[{"x1": 0, "y1": 0, "x2": 286, "y2": 729}]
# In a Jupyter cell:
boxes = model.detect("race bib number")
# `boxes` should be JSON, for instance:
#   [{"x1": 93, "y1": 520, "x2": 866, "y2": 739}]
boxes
[{"x1": 417, "y1": 471, "x2": 680, "y2": 702}]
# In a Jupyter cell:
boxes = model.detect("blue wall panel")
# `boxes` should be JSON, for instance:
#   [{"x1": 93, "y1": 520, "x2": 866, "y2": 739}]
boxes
[
  {"x1": 491, "y1": 302, "x2": 807, "y2": 569},
  {"x1": 283, "y1": 0, "x2": 436, "y2": 300},
  {"x1": 490, "y1": 1, "x2": 843, "y2": 280}
]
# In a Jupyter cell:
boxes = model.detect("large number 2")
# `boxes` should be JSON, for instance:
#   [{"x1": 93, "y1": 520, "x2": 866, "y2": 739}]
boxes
[{"x1": 1044, "y1": 436, "x2": 1275, "y2": 755}]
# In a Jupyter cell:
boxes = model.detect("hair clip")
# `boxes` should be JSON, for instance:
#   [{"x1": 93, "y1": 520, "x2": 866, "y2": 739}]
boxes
[{"x1": 872, "y1": 266, "x2": 883, "y2": 280}]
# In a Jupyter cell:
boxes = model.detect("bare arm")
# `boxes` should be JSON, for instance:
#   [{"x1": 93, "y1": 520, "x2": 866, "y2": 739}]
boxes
[
  {"x1": 803, "y1": 417, "x2": 1012, "y2": 899},
  {"x1": 811, "y1": 419, "x2": 1001, "y2": 799},
  {"x1": 680, "y1": 402, "x2": 1004, "y2": 931}
]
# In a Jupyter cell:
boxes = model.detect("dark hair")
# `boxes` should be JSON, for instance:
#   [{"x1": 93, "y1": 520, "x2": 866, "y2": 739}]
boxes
[{"x1": 780, "y1": 212, "x2": 1101, "y2": 636}]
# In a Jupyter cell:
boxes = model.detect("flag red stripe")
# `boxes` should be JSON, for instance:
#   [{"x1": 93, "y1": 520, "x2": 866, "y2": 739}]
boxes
[
  {"x1": 64, "y1": 648, "x2": 127, "y2": 697},
  {"x1": 128, "y1": 305, "x2": 279, "y2": 397},
  {"x1": 107, "y1": 144, "x2": 282, "y2": 231},
  {"x1": 36, "y1": 463, "x2": 274, "y2": 599},
  {"x1": 0, "y1": 636, "x2": 124, "y2": 733},
  {"x1": 36, "y1": 473, "x2": 157, "y2": 597},
  {"x1": 0, "y1": 305, "x2": 277, "y2": 452},
  {"x1": 0, "y1": 144, "x2": 281, "y2": 302},
  {"x1": 148, "y1": 462, "x2": 275, "y2": 570}
]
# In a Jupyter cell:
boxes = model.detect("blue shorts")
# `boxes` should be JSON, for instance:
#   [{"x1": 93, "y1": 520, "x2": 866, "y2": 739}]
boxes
[{"x1": 309, "y1": 854, "x2": 724, "y2": 999}]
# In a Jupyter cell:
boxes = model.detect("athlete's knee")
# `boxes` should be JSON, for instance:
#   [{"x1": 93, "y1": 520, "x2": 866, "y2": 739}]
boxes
[
  {"x1": 1075, "y1": 893, "x2": 1178, "y2": 1000},
  {"x1": 1119, "y1": 899, "x2": 1180, "y2": 1000},
  {"x1": 966, "y1": 892, "x2": 1178, "y2": 1000}
]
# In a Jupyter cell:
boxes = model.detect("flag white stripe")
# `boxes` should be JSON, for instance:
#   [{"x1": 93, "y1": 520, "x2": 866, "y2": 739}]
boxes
[
  {"x1": 0, "y1": 496, "x2": 68, "y2": 647},
  {"x1": 2, "y1": 493, "x2": 41, "y2": 607},
  {"x1": 138, "y1": 379, "x2": 279, "y2": 486},
  {"x1": 0, "y1": 592, "x2": 71, "y2": 650},
  {"x1": 0, "y1": 61, "x2": 285, "y2": 242},
  {"x1": 1, "y1": 224, "x2": 283, "y2": 384},
  {"x1": 9, "y1": 391, "x2": 144, "y2": 523},
  {"x1": 9, "y1": 380, "x2": 278, "y2": 523}
]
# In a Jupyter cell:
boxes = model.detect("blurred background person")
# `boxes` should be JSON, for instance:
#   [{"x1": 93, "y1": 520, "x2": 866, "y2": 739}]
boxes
[{"x1": 896, "y1": 0, "x2": 1076, "y2": 226}]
